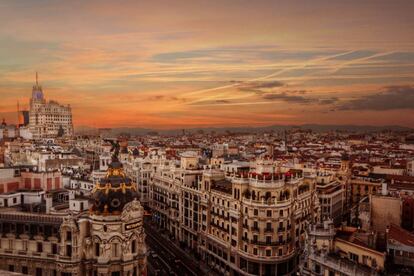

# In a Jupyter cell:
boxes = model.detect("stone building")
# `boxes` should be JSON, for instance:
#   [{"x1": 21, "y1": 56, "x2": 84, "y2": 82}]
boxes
[
  {"x1": 302, "y1": 221, "x2": 385, "y2": 276},
  {"x1": 149, "y1": 155, "x2": 320, "y2": 275},
  {"x1": 29, "y1": 73, "x2": 73, "y2": 139},
  {"x1": 0, "y1": 145, "x2": 146, "y2": 276}
]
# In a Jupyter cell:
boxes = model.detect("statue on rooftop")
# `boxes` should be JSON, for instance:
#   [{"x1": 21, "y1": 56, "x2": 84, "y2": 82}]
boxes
[{"x1": 105, "y1": 139, "x2": 120, "y2": 162}]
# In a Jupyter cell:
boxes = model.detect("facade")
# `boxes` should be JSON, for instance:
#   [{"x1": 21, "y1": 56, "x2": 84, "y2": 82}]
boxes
[
  {"x1": 371, "y1": 194, "x2": 402, "y2": 233},
  {"x1": 350, "y1": 176, "x2": 382, "y2": 204},
  {"x1": 29, "y1": 74, "x2": 73, "y2": 139},
  {"x1": 149, "y1": 156, "x2": 320, "y2": 275},
  {"x1": 315, "y1": 173, "x2": 345, "y2": 226},
  {"x1": 0, "y1": 167, "x2": 62, "y2": 195},
  {"x1": 0, "y1": 147, "x2": 146, "y2": 276},
  {"x1": 303, "y1": 222, "x2": 385, "y2": 276}
]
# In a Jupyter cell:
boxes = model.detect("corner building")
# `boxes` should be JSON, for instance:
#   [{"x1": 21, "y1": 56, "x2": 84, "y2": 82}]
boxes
[
  {"x1": 0, "y1": 153, "x2": 146, "y2": 275},
  {"x1": 149, "y1": 156, "x2": 320, "y2": 275}
]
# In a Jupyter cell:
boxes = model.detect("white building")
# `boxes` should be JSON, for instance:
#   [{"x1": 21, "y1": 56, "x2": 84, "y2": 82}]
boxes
[{"x1": 29, "y1": 73, "x2": 73, "y2": 139}]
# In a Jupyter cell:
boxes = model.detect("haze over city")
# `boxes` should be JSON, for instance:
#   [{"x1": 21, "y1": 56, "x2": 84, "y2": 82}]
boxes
[{"x1": 1, "y1": 0, "x2": 414, "y2": 128}]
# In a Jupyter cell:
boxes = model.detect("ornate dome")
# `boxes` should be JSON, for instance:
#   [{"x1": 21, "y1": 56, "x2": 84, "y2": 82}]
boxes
[{"x1": 91, "y1": 141, "x2": 138, "y2": 215}]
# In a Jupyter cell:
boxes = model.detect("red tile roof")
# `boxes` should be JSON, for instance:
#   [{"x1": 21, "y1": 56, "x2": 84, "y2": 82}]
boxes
[{"x1": 388, "y1": 223, "x2": 414, "y2": 247}]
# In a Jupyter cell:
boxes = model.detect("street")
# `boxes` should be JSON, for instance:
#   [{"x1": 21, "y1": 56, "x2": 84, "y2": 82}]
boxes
[{"x1": 144, "y1": 219, "x2": 210, "y2": 276}]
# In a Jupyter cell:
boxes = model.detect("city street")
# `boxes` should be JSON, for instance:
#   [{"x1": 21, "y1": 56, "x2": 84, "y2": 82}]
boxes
[{"x1": 145, "y1": 219, "x2": 211, "y2": 276}]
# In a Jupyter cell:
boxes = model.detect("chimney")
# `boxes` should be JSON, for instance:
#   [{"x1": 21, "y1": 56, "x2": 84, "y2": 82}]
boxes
[{"x1": 46, "y1": 193, "x2": 53, "y2": 214}]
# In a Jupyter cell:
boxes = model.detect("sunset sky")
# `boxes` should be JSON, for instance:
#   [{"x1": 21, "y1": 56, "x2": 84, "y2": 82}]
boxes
[{"x1": 1, "y1": 0, "x2": 414, "y2": 129}]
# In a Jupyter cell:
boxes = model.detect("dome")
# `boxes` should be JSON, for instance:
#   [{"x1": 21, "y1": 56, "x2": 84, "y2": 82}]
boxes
[{"x1": 91, "y1": 153, "x2": 138, "y2": 215}]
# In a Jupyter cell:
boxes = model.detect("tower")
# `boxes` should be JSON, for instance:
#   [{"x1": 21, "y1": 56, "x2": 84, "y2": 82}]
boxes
[
  {"x1": 88, "y1": 141, "x2": 147, "y2": 275},
  {"x1": 28, "y1": 72, "x2": 74, "y2": 139},
  {"x1": 31, "y1": 72, "x2": 45, "y2": 104}
]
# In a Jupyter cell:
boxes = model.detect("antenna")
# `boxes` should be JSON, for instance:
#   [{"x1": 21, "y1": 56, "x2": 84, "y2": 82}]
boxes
[{"x1": 17, "y1": 101, "x2": 20, "y2": 128}]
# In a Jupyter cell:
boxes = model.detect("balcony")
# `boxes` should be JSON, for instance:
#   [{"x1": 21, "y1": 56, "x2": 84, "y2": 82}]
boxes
[
  {"x1": 250, "y1": 226, "x2": 260, "y2": 232},
  {"x1": 264, "y1": 228, "x2": 274, "y2": 233},
  {"x1": 250, "y1": 240, "x2": 280, "y2": 246}
]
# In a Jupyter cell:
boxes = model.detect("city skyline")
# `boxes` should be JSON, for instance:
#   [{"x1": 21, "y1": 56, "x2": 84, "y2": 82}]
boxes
[{"x1": 1, "y1": 0, "x2": 414, "y2": 129}]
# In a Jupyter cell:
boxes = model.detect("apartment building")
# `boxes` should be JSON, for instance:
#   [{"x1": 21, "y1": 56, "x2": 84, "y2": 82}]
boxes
[
  {"x1": 148, "y1": 154, "x2": 320, "y2": 275},
  {"x1": 315, "y1": 172, "x2": 345, "y2": 226}
]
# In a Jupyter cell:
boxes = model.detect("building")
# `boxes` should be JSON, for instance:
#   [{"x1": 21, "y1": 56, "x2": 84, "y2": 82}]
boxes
[
  {"x1": 0, "y1": 167, "x2": 62, "y2": 195},
  {"x1": 29, "y1": 73, "x2": 73, "y2": 139},
  {"x1": 149, "y1": 156, "x2": 320, "y2": 275},
  {"x1": 315, "y1": 172, "x2": 345, "y2": 226},
  {"x1": 303, "y1": 221, "x2": 385, "y2": 276},
  {"x1": 0, "y1": 119, "x2": 17, "y2": 140},
  {"x1": 0, "y1": 146, "x2": 147, "y2": 276},
  {"x1": 387, "y1": 223, "x2": 414, "y2": 268},
  {"x1": 371, "y1": 194, "x2": 402, "y2": 233}
]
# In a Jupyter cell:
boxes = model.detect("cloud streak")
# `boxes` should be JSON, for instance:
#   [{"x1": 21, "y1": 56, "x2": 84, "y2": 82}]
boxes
[{"x1": 337, "y1": 85, "x2": 414, "y2": 111}]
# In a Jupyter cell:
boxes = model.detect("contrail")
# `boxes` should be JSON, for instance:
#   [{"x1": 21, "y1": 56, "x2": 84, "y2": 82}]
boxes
[{"x1": 182, "y1": 50, "x2": 356, "y2": 99}]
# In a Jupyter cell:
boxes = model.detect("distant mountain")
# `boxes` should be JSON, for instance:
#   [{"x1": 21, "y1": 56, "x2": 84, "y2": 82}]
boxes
[{"x1": 74, "y1": 124, "x2": 413, "y2": 136}]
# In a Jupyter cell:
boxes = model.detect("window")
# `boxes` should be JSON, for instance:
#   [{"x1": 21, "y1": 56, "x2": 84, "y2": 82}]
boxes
[
  {"x1": 266, "y1": 236, "x2": 272, "y2": 244},
  {"x1": 95, "y1": 243, "x2": 100, "y2": 256},
  {"x1": 266, "y1": 222, "x2": 272, "y2": 231},
  {"x1": 22, "y1": 267, "x2": 28, "y2": 274},
  {"x1": 253, "y1": 248, "x2": 258, "y2": 255},
  {"x1": 350, "y1": 252, "x2": 359, "y2": 262},
  {"x1": 66, "y1": 244, "x2": 72, "y2": 257},
  {"x1": 113, "y1": 243, "x2": 119, "y2": 257},
  {"x1": 266, "y1": 249, "x2": 271, "y2": 256},
  {"x1": 52, "y1": 243, "x2": 58, "y2": 254},
  {"x1": 36, "y1": 268, "x2": 42, "y2": 276},
  {"x1": 37, "y1": 242, "x2": 43, "y2": 253},
  {"x1": 267, "y1": 210, "x2": 272, "y2": 217},
  {"x1": 66, "y1": 231, "x2": 72, "y2": 241},
  {"x1": 132, "y1": 240, "x2": 137, "y2": 253},
  {"x1": 8, "y1": 265, "x2": 14, "y2": 272},
  {"x1": 254, "y1": 209, "x2": 258, "y2": 216},
  {"x1": 230, "y1": 255, "x2": 236, "y2": 263}
]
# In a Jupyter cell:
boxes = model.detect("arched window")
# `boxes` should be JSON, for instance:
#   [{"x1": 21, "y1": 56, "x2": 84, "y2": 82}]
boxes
[{"x1": 131, "y1": 239, "x2": 137, "y2": 254}]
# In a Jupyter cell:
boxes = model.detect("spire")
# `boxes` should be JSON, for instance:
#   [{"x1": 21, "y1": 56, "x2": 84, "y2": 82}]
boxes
[
  {"x1": 17, "y1": 101, "x2": 20, "y2": 129},
  {"x1": 36, "y1": 72, "x2": 38, "y2": 86}
]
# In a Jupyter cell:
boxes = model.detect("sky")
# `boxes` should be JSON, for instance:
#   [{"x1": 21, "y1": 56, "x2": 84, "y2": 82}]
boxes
[{"x1": 0, "y1": 0, "x2": 414, "y2": 129}]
